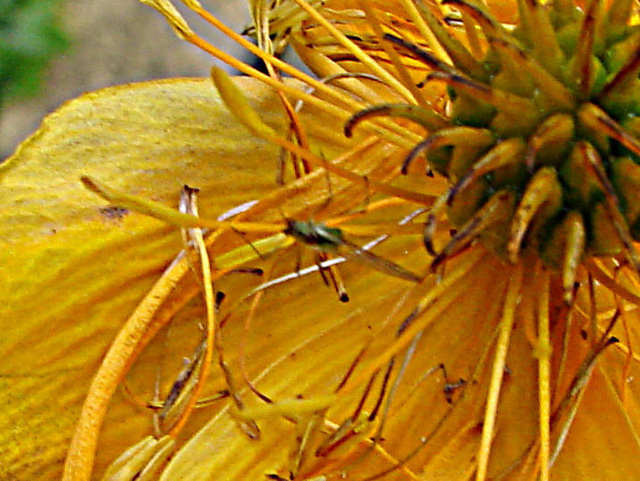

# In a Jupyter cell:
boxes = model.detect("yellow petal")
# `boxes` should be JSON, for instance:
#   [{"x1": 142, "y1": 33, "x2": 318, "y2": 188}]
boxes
[
  {"x1": 0, "y1": 76, "x2": 313, "y2": 479},
  {"x1": 153, "y1": 253, "x2": 500, "y2": 479},
  {"x1": 550, "y1": 347, "x2": 640, "y2": 479}
]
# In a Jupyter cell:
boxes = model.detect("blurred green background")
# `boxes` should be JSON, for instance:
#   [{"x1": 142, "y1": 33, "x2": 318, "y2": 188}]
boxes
[
  {"x1": 1, "y1": 0, "x2": 69, "y2": 103},
  {"x1": 0, "y1": 0, "x2": 251, "y2": 160}
]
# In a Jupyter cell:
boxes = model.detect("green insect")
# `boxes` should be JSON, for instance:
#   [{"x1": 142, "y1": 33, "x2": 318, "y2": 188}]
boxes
[{"x1": 284, "y1": 220, "x2": 422, "y2": 283}]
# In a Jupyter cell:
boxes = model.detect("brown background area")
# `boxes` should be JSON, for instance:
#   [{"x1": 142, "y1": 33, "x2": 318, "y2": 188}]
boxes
[{"x1": 0, "y1": 0, "x2": 252, "y2": 159}]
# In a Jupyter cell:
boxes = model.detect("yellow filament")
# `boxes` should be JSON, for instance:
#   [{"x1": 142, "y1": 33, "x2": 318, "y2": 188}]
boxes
[
  {"x1": 211, "y1": 67, "x2": 433, "y2": 204},
  {"x1": 83, "y1": 174, "x2": 427, "y2": 241},
  {"x1": 187, "y1": 2, "x2": 423, "y2": 148},
  {"x1": 326, "y1": 196, "x2": 412, "y2": 225},
  {"x1": 82, "y1": 176, "x2": 285, "y2": 233},
  {"x1": 356, "y1": 0, "x2": 428, "y2": 106},
  {"x1": 586, "y1": 258, "x2": 640, "y2": 305},
  {"x1": 537, "y1": 267, "x2": 551, "y2": 481},
  {"x1": 320, "y1": 418, "x2": 421, "y2": 480},
  {"x1": 167, "y1": 191, "x2": 215, "y2": 437},
  {"x1": 291, "y1": 0, "x2": 415, "y2": 103},
  {"x1": 192, "y1": 3, "x2": 358, "y2": 109},
  {"x1": 234, "y1": 396, "x2": 337, "y2": 420},
  {"x1": 398, "y1": 0, "x2": 452, "y2": 64},
  {"x1": 476, "y1": 264, "x2": 523, "y2": 481},
  {"x1": 101, "y1": 435, "x2": 175, "y2": 480},
  {"x1": 140, "y1": 0, "x2": 192, "y2": 38},
  {"x1": 342, "y1": 248, "x2": 485, "y2": 398}
]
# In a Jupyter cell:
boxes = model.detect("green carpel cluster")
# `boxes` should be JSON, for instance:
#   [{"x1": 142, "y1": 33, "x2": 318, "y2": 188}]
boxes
[{"x1": 347, "y1": 0, "x2": 640, "y2": 301}]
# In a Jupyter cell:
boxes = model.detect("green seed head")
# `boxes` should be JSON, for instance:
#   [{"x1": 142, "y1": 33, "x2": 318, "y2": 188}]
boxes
[{"x1": 348, "y1": 0, "x2": 640, "y2": 285}]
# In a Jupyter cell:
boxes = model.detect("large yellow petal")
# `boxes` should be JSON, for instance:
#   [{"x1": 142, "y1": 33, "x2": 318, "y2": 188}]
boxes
[{"x1": 0, "y1": 76, "x2": 338, "y2": 480}]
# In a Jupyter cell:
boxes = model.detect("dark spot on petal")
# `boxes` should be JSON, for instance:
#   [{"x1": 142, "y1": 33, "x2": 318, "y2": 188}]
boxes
[{"x1": 99, "y1": 206, "x2": 129, "y2": 220}]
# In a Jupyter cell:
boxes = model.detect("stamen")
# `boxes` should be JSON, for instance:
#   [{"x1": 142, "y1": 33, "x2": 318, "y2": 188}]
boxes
[
  {"x1": 549, "y1": 312, "x2": 620, "y2": 466},
  {"x1": 344, "y1": 103, "x2": 448, "y2": 139},
  {"x1": 314, "y1": 373, "x2": 379, "y2": 457},
  {"x1": 156, "y1": 338, "x2": 207, "y2": 432},
  {"x1": 370, "y1": 332, "x2": 423, "y2": 447},
  {"x1": 285, "y1": 73, "x2": 389, "y2": 183},
  {"x1": 299, "y1": 71, "x2": 392, "y2": 105},
  {"x1": 411, "y1": 0, "x2": 484, "y2": 78},
  {"x1": 320, "y1": 254, "x2": 350, "y2": 302},
  {"x1": 239, "y1": 256, "x2": 279, "y2": 404},
  {"x1": 421, "y1": 421, "x2": 482, "y2": 480},
  {"x1": 327, "y1": 196, "x2": 412, "y2": 225},
  {"x1": 536, "y1": 267, "x2": 551, "y2": 481},
  {"x1": 166, "y1": 186, "x2": 215, "y2": 437},
  {"x1": 588, "y1": 272, "x2": 599, "y2": 345},
  {"x1": 216, "y1": 307, "x2": 261, "y2": 439},
  {"x1": 64, "y1": 189, "x2": 304, "y2": 480},
  {"x1": 398, "y1": 0, "x2": 451, "y2": 64},
  {"x1": 84, "y1": 173, "x2": 426, "y2": 245},
  {"x1": 143, "y1": 0, "x2": 429, "y2": 154},
  {"x1": 179, "y1": 0, "x2": 369, "y2": 120},
  {"x1": 614, "y1": 293, "x2": 634, "y2": 402},
  {"x1": 290, "y1": 0, "x2": 416, "y2": 103},
  {"x1": 585, "y1": 259, "x2": 640, "y2": 305},
  {"x1": 331, "y1": 421, "x2": 423, "y2": 480},
  {"x1": 101, "y1": 435, "x2": 175, "y2": 481},
  {"x1": 211, "y1": 67, "x2": 433, "y2": 204},
  {"x1": 63, "y1": 249, "x2": 192, "y2": 481},
  {"x1": 476, "y1": 263, "x2": 523, "y2": 481},
  {"x1": 342, "y1": 249, "x2": 484, "y2": 399},
  {"x1": 383, "y1": 33, "x2": 460, "y2": 75},
  {"x1": 81, "y1": 175, "x2": 285, "y2": 233},
  {"x1": 442, "y1": 0, "x2": 506, "y2": 40},
  {"x1": 198, "y1": 33, "x2": 355, "y2": 119},
  {"x1": 139, "y1": 0, "x2": 193, "y2": 39},
  {"x1": 357, "y1": 0, "x2": 428, "y2": 106},
  {"x1": 233, "y1": 396, "x2": 337, "y2": 422},
  {"x1": 238, "y1": 3, "x2": 314, "y2": 181},
  {"x1": 553, "y1": 294, "x2": 575, "y2": 410}
]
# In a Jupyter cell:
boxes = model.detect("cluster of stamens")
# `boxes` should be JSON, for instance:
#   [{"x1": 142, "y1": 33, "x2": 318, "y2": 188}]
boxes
[{"x1": 343, "y1": 0, "x2": 640, "y2": 302}]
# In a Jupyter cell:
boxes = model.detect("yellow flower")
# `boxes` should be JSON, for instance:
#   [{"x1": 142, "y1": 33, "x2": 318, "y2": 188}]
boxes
[{"x1": 3, "y1": 0, "x2": 640, "y2": 480}]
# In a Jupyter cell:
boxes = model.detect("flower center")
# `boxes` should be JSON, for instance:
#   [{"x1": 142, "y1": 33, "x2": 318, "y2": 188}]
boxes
[{"x1": 347, "y1": 0, "x2": 640, "y2": 292}]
